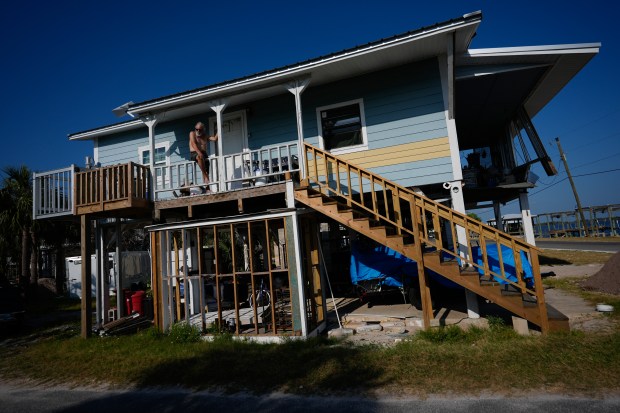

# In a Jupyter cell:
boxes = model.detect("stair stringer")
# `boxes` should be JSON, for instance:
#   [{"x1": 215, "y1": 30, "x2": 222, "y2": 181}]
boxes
[{"x1": 294, "y1": 186, "x2": 569, "y2": 332}]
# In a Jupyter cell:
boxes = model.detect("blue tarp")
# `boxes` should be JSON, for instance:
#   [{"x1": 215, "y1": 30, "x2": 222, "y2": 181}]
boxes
[
  {"x1": 349, "y1": 242, "x2": 461, "y2": 290},
  {"x1": 471, "y1": 244, "x2": 534, "y2": 287}
]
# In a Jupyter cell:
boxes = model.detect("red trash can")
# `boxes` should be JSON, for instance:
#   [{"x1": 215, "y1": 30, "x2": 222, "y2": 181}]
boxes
[
  {"x1": 124, "y1": 290, "x2": 134, "y2": 315},
  {"x1": 131, "y1": 291, "x2": 146, "y2": 316}
]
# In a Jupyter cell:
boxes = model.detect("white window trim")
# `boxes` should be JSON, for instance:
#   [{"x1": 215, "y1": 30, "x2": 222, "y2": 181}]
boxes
[
  {"x1": 316, "y1": 98, "x2": 369, "y2": 155},
  {"x1": 137, "y1": 141, "x2": 170, "y2": 166}
]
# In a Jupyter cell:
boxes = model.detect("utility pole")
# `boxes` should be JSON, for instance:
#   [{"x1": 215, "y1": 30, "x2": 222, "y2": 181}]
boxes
[{"x1": 555, "y1": 137, "x2": 590, "y2": 237}]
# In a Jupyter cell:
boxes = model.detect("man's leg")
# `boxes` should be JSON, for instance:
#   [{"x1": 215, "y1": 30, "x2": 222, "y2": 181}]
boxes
[{"x1": 195, "y1": 158, "x2": 208, "y2": 185}]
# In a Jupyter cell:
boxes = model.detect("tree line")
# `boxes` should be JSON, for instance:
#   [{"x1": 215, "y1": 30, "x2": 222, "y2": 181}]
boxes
[{"x1": 0, "y1": 166, "x2": 79, "y2": 297}]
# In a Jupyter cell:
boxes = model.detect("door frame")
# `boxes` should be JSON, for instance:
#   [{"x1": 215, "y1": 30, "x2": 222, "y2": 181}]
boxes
[{"x1": 208, "y1": 109, "x2": 248, "y2": 156}]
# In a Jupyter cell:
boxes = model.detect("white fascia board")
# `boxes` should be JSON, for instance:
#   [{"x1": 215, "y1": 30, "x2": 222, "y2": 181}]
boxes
[
  {"x1": 455, "y1": 63, "x2": 551, "y2": 80},
  {"x1": 466, "y1": 43, "x2": 601, "y2": 58},
  {"x1": 68, "y1": 119, "x2": 144, "y2": 141},
  {"x1": 127, "y1": 20, "x2": 480, "y2": 116},
  {"x1": 145, "y1": 209, "x2": 297, "y2": 232}
]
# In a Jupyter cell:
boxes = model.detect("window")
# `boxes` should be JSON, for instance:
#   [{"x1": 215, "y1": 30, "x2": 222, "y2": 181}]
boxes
[
  {"x1": 317, "y1": 99, "x2": 368, "y2": 153},
  {"x1": 140, "y1": 146, "x2": 167, "y2": 166},
  {"x1": 138, "y1": 142, "x2": 170, "y2": 190}
]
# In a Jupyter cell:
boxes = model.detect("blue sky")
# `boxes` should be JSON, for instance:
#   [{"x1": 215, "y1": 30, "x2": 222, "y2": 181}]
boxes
[{"x1": 1, "y1": 0, "x2": 618, "y2": 220}]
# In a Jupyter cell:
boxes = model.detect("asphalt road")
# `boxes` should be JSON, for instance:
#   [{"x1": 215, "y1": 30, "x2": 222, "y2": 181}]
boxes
[
  {"x1": 537, "y1": 240, "x2": 620, "y2": 253},
  {"x1": 1, "y1": 385, "x2": 619, "y2": 413}
]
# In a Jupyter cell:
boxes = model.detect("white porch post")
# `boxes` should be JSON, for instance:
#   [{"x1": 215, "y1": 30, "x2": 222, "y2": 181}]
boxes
[
  {"x1": 440, "y1": 38, "x2": 479, "y2": 319},
  {"x1": 142, "y1": 115, "x2": 160, "y2": 201},
  {"x1": 286, "y1": 78, "x2": 311, "y2": 179},
  {"x1": 446, "y1": 181, "x2": 480, "y2": 319},
  {"x1": 493, "y1": 201, "x2": 503, "y2": 231},
  {"x1": 519, "y1": 190, "x2": 536, "y2": 245},
  {"x1": 209, "y1": 100, "x2": 228, "y2": 191}
]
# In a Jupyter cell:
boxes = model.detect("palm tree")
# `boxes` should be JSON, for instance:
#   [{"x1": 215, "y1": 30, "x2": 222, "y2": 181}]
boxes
[{"x1": 0, "y1": 166, "x2": 33, "y2": 290}]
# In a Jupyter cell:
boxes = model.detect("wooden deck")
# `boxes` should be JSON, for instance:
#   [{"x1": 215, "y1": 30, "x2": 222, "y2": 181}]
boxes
[{"x1": 74, "y1": 162, "x2": 152, "y2": 216}]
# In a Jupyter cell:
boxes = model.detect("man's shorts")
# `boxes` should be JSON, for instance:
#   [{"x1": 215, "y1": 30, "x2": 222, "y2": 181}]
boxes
[{"x1": 190, "y1": 151, "x2": 210, "y2": 170}]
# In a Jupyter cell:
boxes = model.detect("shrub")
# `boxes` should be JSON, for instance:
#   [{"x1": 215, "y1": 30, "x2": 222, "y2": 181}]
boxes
[
  {"x1": 167, "y1": 322, "x2": 201, "y2": 344},
  {"x1": 417, "y1": 325, "x2": 470, "y2": 344}
]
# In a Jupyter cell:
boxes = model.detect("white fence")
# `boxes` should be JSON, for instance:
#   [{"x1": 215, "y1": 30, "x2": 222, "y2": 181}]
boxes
[{"x1": 32, "y1": 165, "x2": 76, "y2": 219}]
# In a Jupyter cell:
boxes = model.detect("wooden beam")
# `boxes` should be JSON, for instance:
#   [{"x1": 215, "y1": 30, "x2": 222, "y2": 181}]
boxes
[
  {"x1": 80, "y1": 214, "x2": 92, "y2": 338},
  {"x1": 155, "y1": 183, "x2": 287, "y2": 210}
]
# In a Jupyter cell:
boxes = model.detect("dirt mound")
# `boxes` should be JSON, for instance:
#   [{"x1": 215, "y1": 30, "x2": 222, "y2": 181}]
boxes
[{"x1": 581, "y1": 251, "x2": 620, "y2": 295}]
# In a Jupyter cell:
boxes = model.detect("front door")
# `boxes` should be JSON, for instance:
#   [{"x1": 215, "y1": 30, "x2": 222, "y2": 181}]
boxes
[{"x1": 210, "y1": 111, "x2": 248, "y2": 190}]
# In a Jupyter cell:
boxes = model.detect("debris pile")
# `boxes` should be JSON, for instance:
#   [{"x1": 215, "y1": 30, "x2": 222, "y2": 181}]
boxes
[
  {"x1": 582, "y1": 251, "x2": 620, "y2": 295},
  {"x1": 99, "y1": 313, "x2": 152, "y2": 336}
]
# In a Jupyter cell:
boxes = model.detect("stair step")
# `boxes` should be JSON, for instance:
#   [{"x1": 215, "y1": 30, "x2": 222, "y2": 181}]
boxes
[
  {"x1": 385, "y1": 234, "x2": 404, "y2": 248},
  {"x1": 293, "y1": 155, "x2": 566, "y2": 333}
]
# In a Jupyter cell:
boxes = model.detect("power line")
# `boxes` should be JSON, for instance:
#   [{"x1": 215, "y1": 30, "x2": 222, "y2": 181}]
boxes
[
  {"x1": 555, "y1": 107, "x2": 620, "y2": 140},
  {"x1": 530, "y1": 167, "x2": 620, "y2": 197}
]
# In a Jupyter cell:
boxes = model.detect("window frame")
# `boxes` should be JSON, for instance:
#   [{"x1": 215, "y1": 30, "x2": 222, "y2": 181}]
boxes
[
  {"x1": 137, "y1": 141, "x2": 170, "y2": 167},
  {"x1": 316, "y1": 99, "x2": 369, "y2": 155}
]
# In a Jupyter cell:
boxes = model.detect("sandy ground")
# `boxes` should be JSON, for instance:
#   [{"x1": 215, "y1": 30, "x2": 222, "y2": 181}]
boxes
[{"x1": 327, "y1": 264, "x2": 617, "y2": 345}]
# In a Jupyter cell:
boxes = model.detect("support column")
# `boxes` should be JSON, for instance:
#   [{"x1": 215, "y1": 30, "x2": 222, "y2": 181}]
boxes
[
  {"x1": 142, "y1": 115, "x2": 160, "y2": 201},
  {"x1": 80, "y1": 215, "x2": 92, "y2": 338},
  {"x1": 493, "y1": 201, "x2": 503, "y2": 232},
  {"x1": 519, "y1": 190, "x2": 536, "y2": 245},
  {"x1": 115, "y1": 218, "x2": 123, "y2": 318},
  {"x1": 94, "y1": 221, "x2": 103, "y2": 328},
  {"x1": 446, "y1": 180, "x2": 480, "y2": 319},
  {"x1": 99, "y1": 223, "x2": 110, "y2": 324},
  {"x1": 209, "y1": 100, "x2": 228, "y2": 191},
  {"x1": 286, "y1": 78, "x2": 311, "y2": 179}
]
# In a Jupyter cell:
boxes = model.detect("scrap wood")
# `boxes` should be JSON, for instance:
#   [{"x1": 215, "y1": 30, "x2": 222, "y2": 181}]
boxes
[{"x1": 101, "y1": 312, "x2": 151, "y2": 336}]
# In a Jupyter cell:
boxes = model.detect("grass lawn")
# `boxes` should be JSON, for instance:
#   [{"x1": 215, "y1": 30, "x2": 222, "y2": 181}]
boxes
[
  {"x1": 539, "y1": 248, "x2": 614, "y2": 266},
  {"x1": 1, "y1": 249, "x2": 618, "y2": 396},
  {"x1": 1, "y1": 324, "x2": 619, "y2": 396}
]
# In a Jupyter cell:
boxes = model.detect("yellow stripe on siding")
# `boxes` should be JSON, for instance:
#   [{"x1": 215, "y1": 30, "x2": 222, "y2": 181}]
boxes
[
  {"x1": 340, "y1": 137, "x2": 450, "y2": 169},
  {"x1": 305, "y1": 137, "x2": 450, "y2": 174}
]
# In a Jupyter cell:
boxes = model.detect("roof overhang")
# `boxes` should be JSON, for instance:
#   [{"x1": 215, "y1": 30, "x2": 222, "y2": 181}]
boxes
[
  {"x1": 68, "y1": 119, "x2": 144, "y2": 141},
  {"x1": 455, "y1": 43, "x2": 600, "y2": 148},
  {"x1": 120, "y1": 12, "x2": 482, "y2": 120}
]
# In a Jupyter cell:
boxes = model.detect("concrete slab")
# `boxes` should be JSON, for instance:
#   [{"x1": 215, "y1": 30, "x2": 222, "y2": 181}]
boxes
[{"x1": 540, "y1": 264, "x2": 603, "y2": 279}]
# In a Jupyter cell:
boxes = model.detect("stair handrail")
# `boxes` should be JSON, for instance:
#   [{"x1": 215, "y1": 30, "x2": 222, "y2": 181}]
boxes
[{"x1": 301, "y1": 143, "x2": 545, "y2": 302}]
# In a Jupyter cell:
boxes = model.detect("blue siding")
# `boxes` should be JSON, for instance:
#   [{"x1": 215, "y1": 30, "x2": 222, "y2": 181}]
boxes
[
  {"x1": 246, "y1": 94, "x2": 298, "y2": 149},
  {"x1": 301, "y1": 58, "x2": 452, "y2": 185},
  {"x1": 97, "y1": 128, "x2": 148, "y2": 166},
  {"x1": 95, "y1": 58, "x2": 452, "y2": 187},
  {"x1": 97, "y1": 118, "x2": 200, "y2": 166},
  {"x1": 371, "y1": 158, "x2": 454, "y2": 186}
]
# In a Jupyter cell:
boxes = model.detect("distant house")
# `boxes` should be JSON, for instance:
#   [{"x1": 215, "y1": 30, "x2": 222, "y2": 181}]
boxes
[{"x1": 33, "y1": 11, "x2": 599, "y2": 337}]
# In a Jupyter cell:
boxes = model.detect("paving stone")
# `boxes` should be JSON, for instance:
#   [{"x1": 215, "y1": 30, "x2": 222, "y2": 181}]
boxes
[
  {"x1": 328, "y1": 328, "x2": 354, "y2": 337},
  {"x1": 355, "y1": 324, "x2": 383, "y2": 333}
]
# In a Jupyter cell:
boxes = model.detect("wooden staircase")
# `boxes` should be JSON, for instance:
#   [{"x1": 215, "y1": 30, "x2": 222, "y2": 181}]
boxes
[{"x1": 294, "y1": 143, "x2": 569, "y2": 334}]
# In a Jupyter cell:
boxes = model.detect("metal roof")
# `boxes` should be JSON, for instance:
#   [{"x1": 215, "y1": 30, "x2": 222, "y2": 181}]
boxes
[
  {"x1": 69, "y1": 11, "x2": 600, "y2": 145},
  {"x1": 70, "y1": 11, "x2": 482, "y2": 139}
]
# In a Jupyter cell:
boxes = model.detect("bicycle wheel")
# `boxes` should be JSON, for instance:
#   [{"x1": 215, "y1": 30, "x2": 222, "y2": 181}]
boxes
[{"x1": 249, "y1": 289, "x2": 271, "y2": 309}]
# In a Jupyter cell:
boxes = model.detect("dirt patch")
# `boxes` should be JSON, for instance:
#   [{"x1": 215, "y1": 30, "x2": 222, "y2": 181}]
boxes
[{"x1": 582, "y1": 251, "x2": 620, "y2": 295}]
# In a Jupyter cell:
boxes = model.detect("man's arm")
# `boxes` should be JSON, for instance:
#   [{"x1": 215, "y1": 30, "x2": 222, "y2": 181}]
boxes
[{"x1": 209, "y1": 134, "x2": 218, "y2": 142}]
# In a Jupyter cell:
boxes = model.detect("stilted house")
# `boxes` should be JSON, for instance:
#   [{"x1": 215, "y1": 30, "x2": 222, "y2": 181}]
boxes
[{"x1": 32, "y1": 11, "x2": 599, "y2": 338}]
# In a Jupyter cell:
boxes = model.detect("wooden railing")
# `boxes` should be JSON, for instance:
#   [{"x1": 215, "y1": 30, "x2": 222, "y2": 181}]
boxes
[
  {"x1": 74, "y1": 162, "x2": 150, "y2": 212},
  {"x1": 301, "y1": 143, "x2": 547, "y2": 323}
]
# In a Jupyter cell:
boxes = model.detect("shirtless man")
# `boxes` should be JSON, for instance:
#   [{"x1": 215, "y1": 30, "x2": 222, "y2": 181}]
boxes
[{"x1": 189, "y1": 122, "x2": 218, "y2": 191}]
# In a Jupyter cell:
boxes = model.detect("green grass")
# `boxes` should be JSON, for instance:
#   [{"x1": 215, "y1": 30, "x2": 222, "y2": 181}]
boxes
[
  {"x1": 539, "y1": 249, "x2": 613, "y2": 266},
  {"x1": 1, "y1": 324, "x2": 619, "y2": 396},
  {"x1": 1, "y1": 249, "x2": 617, "y2": 396}
]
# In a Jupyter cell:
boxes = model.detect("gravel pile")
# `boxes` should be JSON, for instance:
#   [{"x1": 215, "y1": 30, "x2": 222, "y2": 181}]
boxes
[{"x1": 581, "y1": 251, "x2": 620, "y2": 295}]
